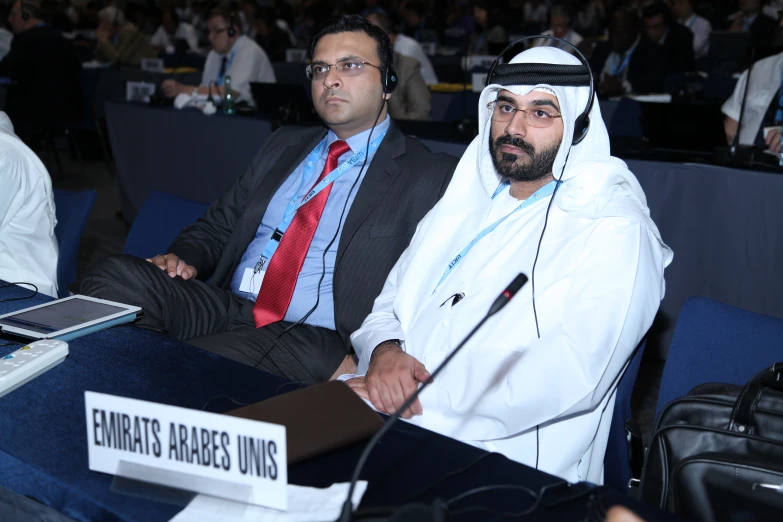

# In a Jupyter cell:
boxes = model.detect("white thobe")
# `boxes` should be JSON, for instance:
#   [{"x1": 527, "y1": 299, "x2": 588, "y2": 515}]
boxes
[
  {"x1": 0, "y1": 113, "x2": 58, "y2": 297},
  {"x1": 352, "y1": 185, "x2": 666, "y2": 484}
]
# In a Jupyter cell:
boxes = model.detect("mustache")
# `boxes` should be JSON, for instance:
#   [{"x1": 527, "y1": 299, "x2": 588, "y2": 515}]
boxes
[{"x1": 494, "y1": 134, "x2": 535, "y2": 155}]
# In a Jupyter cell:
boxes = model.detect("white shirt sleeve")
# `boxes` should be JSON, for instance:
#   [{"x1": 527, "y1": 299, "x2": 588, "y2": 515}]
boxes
[
  {"x1": 421, "y1": 220, "x2": 665, "y2": 442},
  {"x1": 178, "y1": 23, "x2": 200, "y2": 52},
  {"x1": 227, "y1": 39, "x2": 276, "y2": 104},
  {"x1": 722, "y1": 68, "x2": 747, "y2": 123},
  {"x1": 0, "y1": 142, "x2": 58, "y2": 298},
  {"x1": 692, "y1": 18, "x2": 711, "y2": 59},
  {"x1": 200, "y1": 51, "x2": 219, "y2": 87},
  {"x1": 149, "y1": 26, "x2": 169, "y2": 48}
]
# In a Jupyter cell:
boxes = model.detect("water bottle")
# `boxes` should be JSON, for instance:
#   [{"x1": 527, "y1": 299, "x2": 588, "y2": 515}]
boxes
[{"x1": 223, "y1": 75, "x2": 235, "y2": 115}]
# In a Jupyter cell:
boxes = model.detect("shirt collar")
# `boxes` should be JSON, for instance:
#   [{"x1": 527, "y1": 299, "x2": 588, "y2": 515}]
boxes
[
  {"x1": 221, "y1": 35, "x2": 244, "y2": 58},
  {"x1": 683, "y1": 14, "x2": 696, "y2": 26},
  {"x1": 325, "y1": 115, "x2": 391, "y2": 156}
]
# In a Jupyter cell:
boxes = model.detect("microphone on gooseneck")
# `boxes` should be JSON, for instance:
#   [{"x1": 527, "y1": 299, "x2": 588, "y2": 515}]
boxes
[{"x1": 338, "y1": 273, "x2": 530, "y2": 522}]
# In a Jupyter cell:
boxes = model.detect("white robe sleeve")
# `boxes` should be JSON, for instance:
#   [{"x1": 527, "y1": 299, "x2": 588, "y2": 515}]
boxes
[{"x1": 426, "y1": 219, "x2": 666, "y2": 442}]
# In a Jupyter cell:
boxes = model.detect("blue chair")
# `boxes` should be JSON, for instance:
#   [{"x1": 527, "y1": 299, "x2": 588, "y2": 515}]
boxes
[
  {"x1": 655, "y1": 296, "x2": 783, "y2": 420},
  {"x1": 53, "y1": 189, "x2": 97, "y2": 298},
  {"x1": 123, "y1": 191, "x2": 210, "y2": 259},
  {"x1": 604, "y1": 341, "x2": 646, "y2": 493}
]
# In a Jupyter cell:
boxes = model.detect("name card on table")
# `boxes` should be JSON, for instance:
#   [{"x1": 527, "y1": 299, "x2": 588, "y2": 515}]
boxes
[
  {"x1": 285, "y1": 48, "x2": 308, "y2": 63},
  {"x1": 420, "y1": 42, "x2": 436, "y2": 56},
  {"x1": 140, "y1": 57, "x2": 165, "y2": 73},
  {"x1": 84, "y1": 391, "x2": 288, "y2": 510},
  {"x1": 472, "y1": 73, "x2": 486, "y2": 93},
  {"x1": 462, "y1": 55, "x2": 496, "y2": 71},
  {"x1": 126, "y1": 82, "x2": 156, "y2": 103}
]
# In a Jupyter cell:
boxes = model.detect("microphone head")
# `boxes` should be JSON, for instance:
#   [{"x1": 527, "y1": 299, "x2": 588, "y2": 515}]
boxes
[{"x1": 506, "y1": 273, "x2": 529, "y2": 297}]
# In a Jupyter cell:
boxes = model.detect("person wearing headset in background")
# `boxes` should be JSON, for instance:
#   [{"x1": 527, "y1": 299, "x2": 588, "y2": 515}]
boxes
[
  {"x1": 340, "y1": 44, "x2": 672, "y2": 484},
  {"x1": 94, "y1": 6, "x2": 157, "y2": 67},
  {"x1": 161, "y1": 6, "x2": 275, "y2": 106},
  {"x1": 81, "y1": 15, "x2": 458, "y2": 386},
  {"x1": 366, "y1": 11, "x2": 432, "y2": 121}
]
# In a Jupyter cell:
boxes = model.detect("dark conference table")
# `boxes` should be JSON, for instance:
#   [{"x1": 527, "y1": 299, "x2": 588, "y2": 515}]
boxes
[
  {"x1": 0, "y1": 283, "x2": 677, "y2": 522},
  {"x1": 105, "y1": 101, "x2": 273, "y2": 222}
]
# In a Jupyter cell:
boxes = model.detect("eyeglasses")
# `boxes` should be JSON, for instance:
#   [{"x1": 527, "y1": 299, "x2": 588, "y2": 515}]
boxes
[
  {"x1": 207, "y1": 27, "x2": 228, "y2": 36},
  {"x1": 306, "y1": 59, "x2": 382, "y2": 81},
  {"x1": 487, "y1": 101, "x2": 562, "y2": 128}
]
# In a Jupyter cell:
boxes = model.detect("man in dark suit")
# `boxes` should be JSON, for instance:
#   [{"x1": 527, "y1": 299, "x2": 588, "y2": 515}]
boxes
[
  {"x1": 0, "y1": 0, "x2": 82, "y2": 144},
  {"x1": 641, "y1": 1, "x2": 695, "y2": 74},
  {"x1": 590, "y1": 6, "x2": 668, "y2": 97},
  {"x1": 80, "y1": 15, "x2": 458, "y2": 385},
  {"x1": 728, "y1": 0, "x2": 778, "y2": 48}
]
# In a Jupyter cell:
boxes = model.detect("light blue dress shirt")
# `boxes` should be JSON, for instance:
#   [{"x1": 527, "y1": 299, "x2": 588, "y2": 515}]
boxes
[{"x1": 230, "y1": 116, "x2": 391, "y2": 330}]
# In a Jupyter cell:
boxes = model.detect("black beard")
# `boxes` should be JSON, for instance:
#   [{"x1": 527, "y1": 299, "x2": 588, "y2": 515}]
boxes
[{"x1": 489, "y1": 133, "x2": 559, "y2": 183}]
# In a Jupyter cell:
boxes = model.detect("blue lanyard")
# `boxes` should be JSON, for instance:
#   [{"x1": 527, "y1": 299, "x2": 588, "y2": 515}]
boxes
[
  {"x1": 217, "y1": 50, "x2": 236, "y2": 86},
  {"x1": 685, "y1": 16, "x2": 695, "y2": 28},
  {"x1": 610, "y1": 41, "x2": 637, "y2": 77},
  {"x1": 254, "y1": 130, "x2": 388, "y2": 272},
  {"x1": 435, "y1": 180, "x2": 559, "y2": 289}
]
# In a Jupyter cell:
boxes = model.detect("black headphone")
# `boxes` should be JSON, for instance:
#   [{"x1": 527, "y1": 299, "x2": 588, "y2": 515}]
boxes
[
  {"x1": 382, "y1": 38, "x2": 398, "y2": 94},
  {"x1": 20, "y1": 1, "x2": 37, "y2": 21},
  {"x1": 485, "y1": 35, "x2": 595, "y2": 145},
  {"x1": 226, "y1": 10, "x2": 237, "y2": 38}
]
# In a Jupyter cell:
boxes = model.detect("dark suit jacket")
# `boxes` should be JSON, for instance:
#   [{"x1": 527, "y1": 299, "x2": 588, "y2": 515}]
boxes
[
  {"x1": 168, "y1": 122, "x2": 458, "y2": 346},
  {"x1": 591, "y1": 39, "x2": 668, "y2": 95},
  {"x1": 0, "y1": 25, "x2": 82, "y2": 135},
  {"x1": 749, "y1": 13, "x2": 778, "y2": 47},
  {"x1": 660, "y1": 24, "x2": 695, "y2": 73}
]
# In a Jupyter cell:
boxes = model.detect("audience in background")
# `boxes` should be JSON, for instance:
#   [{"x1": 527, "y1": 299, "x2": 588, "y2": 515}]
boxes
[
  {"x1": 591, "y1": 6, "x2": 667, "y2": 96},
  {"x1": 523, "y1": 0, "x2": 549, "y2": 27},
  {"x1": 0, "y1": 5, "x2": 13, "y2": 60},
  {"x1": 150, "y1": 7, "x2": 200, "y2": 54},
  {"x1": 444, "y1": 2, "x2": 474, "y2": 50},
  {"x1": 161, "y1": 6, "x2": 275, "y2": 106},
  {"x1": 641, "y1": 1, "x2": 695, "y2": 73},
  {"x1": 399, "y1": 1, "x2": 436, "y2": 43},
  {"x1": 671, "y1": 0, "x2": 711, "y2": 60},
  {"x1": 367, "y1": 10, "x2": 438, "y2": 86},
  {"x1": 535, "y1": 4, "x2": 584, "y2": 54},
  {"x1": 470, "y1": 3, "x2": 507, "y2": 55},
  {"x1": 94, "y1": 6, "x2": 157, "y2": 66},
  {"x1": 0, "y1": 111, "x2": 58, "y2": 298},
  {"x1": 722, "y1": 50, "x2": 783, "y2": 152},
  {"x1": 254, "y1": 7, "x2": 293, "y2": 62},
  {"x1": 729, "y1": 0, "x2": 778, "y2": 47},
  {"x1": 0, "y1": 0, "x2": 82, "y2": 143},
  {"x1": 574, "y1": 0, "x2": 606, "y2": 37}
]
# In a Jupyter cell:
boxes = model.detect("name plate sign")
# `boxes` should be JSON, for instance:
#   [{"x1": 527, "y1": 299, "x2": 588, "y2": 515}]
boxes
[{"x1": 85, "y1": 391, "x2": 287, "y2": 510}]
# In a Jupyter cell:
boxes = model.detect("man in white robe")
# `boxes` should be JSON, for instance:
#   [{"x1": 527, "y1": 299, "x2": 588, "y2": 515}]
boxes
[{"x1": 340, "y1": 46, "x2": 672, "y2": 484}]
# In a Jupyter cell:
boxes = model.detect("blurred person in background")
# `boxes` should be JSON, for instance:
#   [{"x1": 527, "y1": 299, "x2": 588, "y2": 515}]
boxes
[
  {"x1": 535, "y1": 4, "x2": 585, "y2": 54},
  {"x1": 470, "y1": 2, "x2": 507, "y2": 55},
  {"x1": 94, "y1": 5, "x2": 157, "y2": 66},
  {"x1": 150, "y1": 7, "x2": 201, "y2": 53},
  {"x1": 641, "y1": 1, "x2": 694, "y2": 73},
  {"x1": 367, "y1": 9, "x2": 438, "y2": 85},
  {"x1": 670, "y1": 0, "x2": 711, "y2": 60},
  {"x1": 161, "y1": 6, "x2": 275, "y2": 105}
]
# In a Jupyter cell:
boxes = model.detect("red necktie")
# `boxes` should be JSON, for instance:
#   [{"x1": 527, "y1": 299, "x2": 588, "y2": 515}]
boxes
[{"x1": 253, "y1": 140, "x2": 351, "y2": 328}]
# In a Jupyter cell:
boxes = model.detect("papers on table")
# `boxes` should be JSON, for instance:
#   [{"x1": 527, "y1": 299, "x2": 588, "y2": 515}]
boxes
[{"x1": 168, "y1": 481, "x2": 368, "y2": 522}]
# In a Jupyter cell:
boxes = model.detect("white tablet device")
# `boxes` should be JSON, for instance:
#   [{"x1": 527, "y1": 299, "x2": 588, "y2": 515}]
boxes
[{"x1": 0, "y1": 295, "x2": 142, "y2": 341}]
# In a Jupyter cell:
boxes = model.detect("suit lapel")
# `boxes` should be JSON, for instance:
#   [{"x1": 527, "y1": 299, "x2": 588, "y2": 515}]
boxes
[
  {"x1": 236, "y1": 127, "x2": 327, "y2": 254},
  {"x1": 336, "y1": 121, "x2": 405, "y2": 265}
]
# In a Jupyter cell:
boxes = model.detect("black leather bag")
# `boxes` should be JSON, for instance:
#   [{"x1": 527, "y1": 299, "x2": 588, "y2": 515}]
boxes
[{"x1": 639, "y1": 363, "x2": 783, "y2": 522}]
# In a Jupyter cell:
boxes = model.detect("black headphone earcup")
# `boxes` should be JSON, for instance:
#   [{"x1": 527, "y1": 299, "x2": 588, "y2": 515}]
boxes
[
  {"x1": 572, "y1": 115, "x2": 590, "y2": 145},
  {"x1": 385, "y1": 66, "x2": 398, "y2": 94},
  {"x1": 227, "y1": 26, "x2": 236, "y2": 37}
]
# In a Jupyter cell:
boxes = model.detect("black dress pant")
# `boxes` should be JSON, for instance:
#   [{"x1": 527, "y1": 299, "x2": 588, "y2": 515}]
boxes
[{"x1": 80, "y1": 255, "x2": 348, "y2": 384}]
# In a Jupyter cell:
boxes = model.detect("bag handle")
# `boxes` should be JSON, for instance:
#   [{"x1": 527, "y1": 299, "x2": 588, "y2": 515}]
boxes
[{"x1": 729, "y1": 363, "x2": 783, "y2": 435}]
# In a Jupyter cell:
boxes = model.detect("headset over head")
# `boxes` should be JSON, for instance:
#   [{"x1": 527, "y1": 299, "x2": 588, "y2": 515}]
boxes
[{"x1": 485, "y1": 36, "x2": 595, "y2": 145}]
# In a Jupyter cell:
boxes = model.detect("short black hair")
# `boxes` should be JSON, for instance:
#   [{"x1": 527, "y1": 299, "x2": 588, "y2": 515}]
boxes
[
  {"x1": 208, "y1": 5, "x2": 240, "y2": 31},
  {"x1": 642, "y1": 1, "x2": 674, "y2": 26},
  {"x1": 309, "y1": 14, "x2": 392, "y2": 74}
]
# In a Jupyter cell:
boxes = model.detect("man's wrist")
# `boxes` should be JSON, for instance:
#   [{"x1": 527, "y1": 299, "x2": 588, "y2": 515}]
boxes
[{"x1": 370, "y1": 340, "x2": 402, "y2": 363}]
